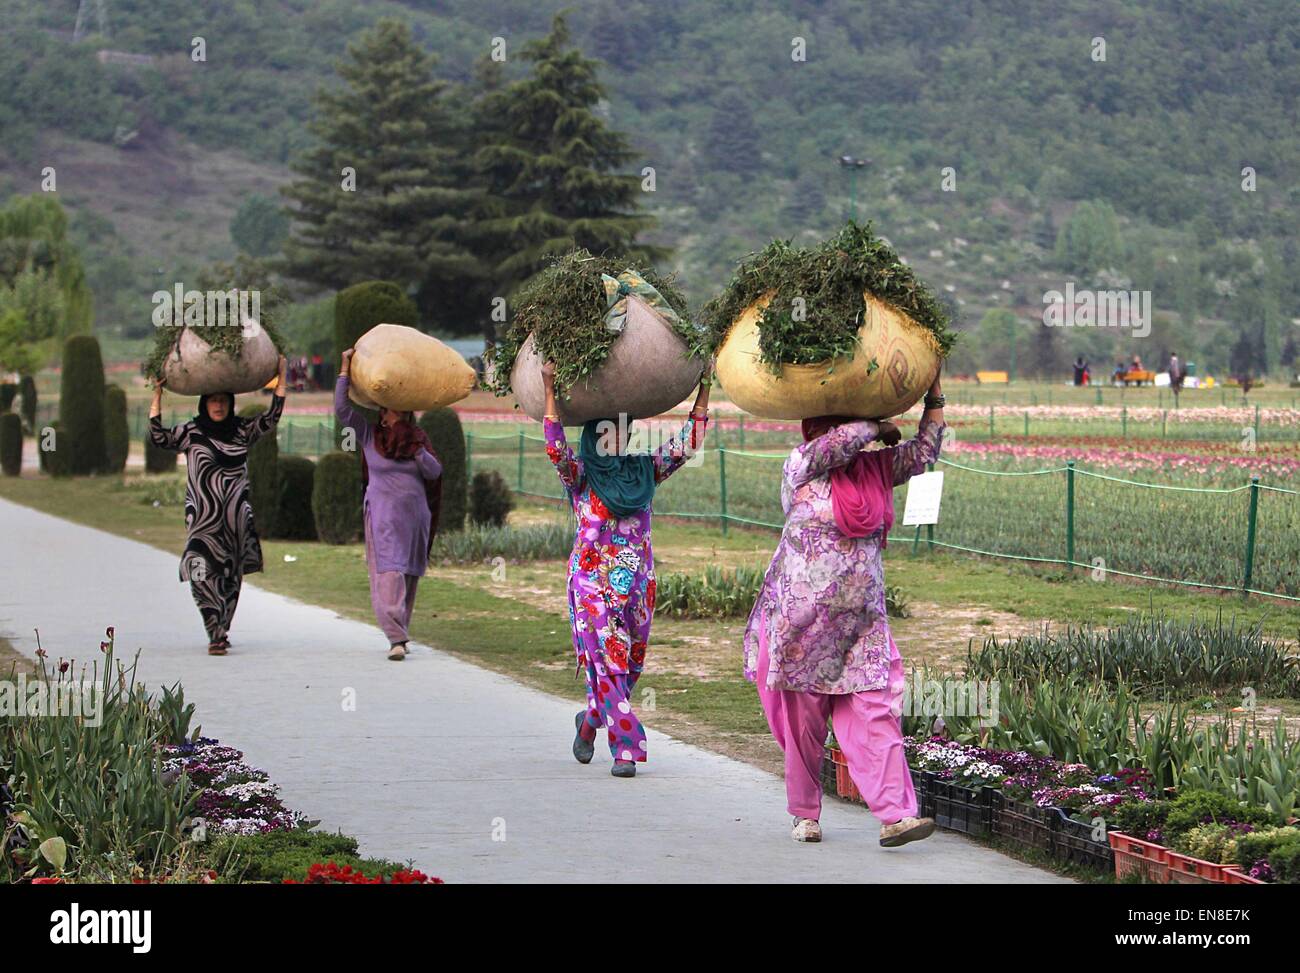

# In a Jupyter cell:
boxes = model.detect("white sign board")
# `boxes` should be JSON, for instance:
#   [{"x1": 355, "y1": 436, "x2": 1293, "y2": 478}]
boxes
[
  {"x1": 902, "y1": 470, "x2": 944, "y2": 526},
  {"x1": 1154, "y1": 371, "x2": 1171, "y2": 387}
]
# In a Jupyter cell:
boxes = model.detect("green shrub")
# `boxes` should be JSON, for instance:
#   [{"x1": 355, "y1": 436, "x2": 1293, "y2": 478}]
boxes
[
  {"x1": 19, "y1": 374, "x2": 36, "y2": 432},
  {"x1": 275, "y1": 455, "x2": 317, "y2": 540},
  {"x1": 0, "y1": 412, "x2": 20, "y2": 476},
  {"x1": 1172, "y1": 822, "x2": 1238, "y2": 863},
  {"x1": 38, "y1": 420, "x2": 70, "y2": 477},
  {"x1": 1234, "y1": 826, "x2": 1300, "y2": 877},
  {"x1": 312, "y1": 450, "x2": 362, "y2": 544},
  {"x1": 58, "y1": 334, "x2": 107, "y2": 475},
  {"x1": 1112, "y1": 799, "x2": 1170, "y2": 840},
  {"x1": 1269, "y1": 836, "x2": 1300, "y2": 883},
  {"x1": 118, "y1": 473, "x2": 186, "y2": 507},
  {"x1": 211, "y1": 827, "x2": 407, "y2": 884},
  {"x1": 240, "y1": 403, "x2": 279, "y2": 538},
  {"x1": 418, "y1": 408, "x2": 466, "y2": 532},
  {"x1": 103, "y1": 384, "x2": 129, "y2": 473},
  {"x1": 334, "y1": 280, "x2": 417, "y2": 361},
  {"x1": 144, "y1": 426, "x2": 179, "y2": 474},
  {"x1": 429, "y1": 521, "x2": 572, "y2": 564},
  {"x1": 469, "y1": 469, "x2": 514, "y2": 527},
  {"x1": 1164, "y1": 789, "x2": 1277, "y2": 839}
]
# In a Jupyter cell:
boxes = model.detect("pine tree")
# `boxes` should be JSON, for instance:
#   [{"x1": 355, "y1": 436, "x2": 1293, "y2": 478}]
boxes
[
  {"x1": 702, "y1": 89, "x2": 763, "y2": 176},
  {"x1": 280, "y1": 19, "x2": 479, "y2": 331},
  {"x1": 474, "y1": 13, "x2": 661, "y2": 297}
]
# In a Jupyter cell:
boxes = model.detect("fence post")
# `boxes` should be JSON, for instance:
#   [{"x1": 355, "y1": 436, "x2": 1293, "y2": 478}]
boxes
[
  {"x1": 1121, "y1": 407, "x2": 1127, "y2": 438},
  {"x1": 1254, "y1": 403, "x2": 1260, "y2": 442},
  {"x1": 517, "y1": 431, "x2": 525, "y2": 492},
  {"x1": 1023, "y1": 411, "x2": 1029, "y2": 436},
  {"x1": 465, "y1": 430, "x2": 474, "y2": 478},
  {"x1": 718, "y1": 447, "x2": 729, "y2": 536},
  {"x1": 1242, "y1": 476, "x2": 1260, "y2": 596},
  {"x1": 1161, "y1": 410, "x2": 1167, "y2": 439},
  {"x1": 988, "y1": 405, "x2": 994, "y2": 437},
  {"x1": 738, "y1": 414, "x2": 745, "y2": 450},
  {"x1": 1065, "y1": 460, "x2": 1076, "y2": 572},
  {"x1": 1095, "y1": 387, "x2": 1102, "y2": 406},
  {"x1": 316, "y1": 421, "x2": 323, "y2": 455}
]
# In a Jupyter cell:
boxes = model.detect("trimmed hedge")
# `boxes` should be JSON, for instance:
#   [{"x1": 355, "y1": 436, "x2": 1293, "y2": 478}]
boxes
[
  {"x1": 39, "y1": 420, "x2": 70, "y2": 477},
  {"x1": 59, "y1": 334, "x2": 107, "y2": 475},
  {"x1": 418, "y1": 408, "x2": 466, "y2": 532},
  {"x1": 240, "y1": 403, "x2": 279, "y2": 539},
  {"x1": 104, "y1": 384, "x2": 129, "y2": 474},
  {"x1": 275, "y1": 455, "x2": 317, "y2": 540},
  {"x1": 469, "y1": 469, "x2": 514, "y2": 527},
  {"x1": 334, "y1": 280, "x2": 417, "y2": 361},
  {"x1": 19, "y1": 375, "x2": 36, "y2": 432},
  {"x1": 0, "y1": 412, "x2": 21, "y2": 476},
  {"x1": 312, "y1": 451, "x2": 362, "y2": 544},
  {"x1": 0, "y1": 383, "x2": 16, "y2": 412}
]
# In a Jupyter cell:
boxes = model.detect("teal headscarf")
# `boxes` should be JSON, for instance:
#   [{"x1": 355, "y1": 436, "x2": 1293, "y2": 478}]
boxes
[{"x1": 579, "y1": 418, "x2": 656, "y2": 518}]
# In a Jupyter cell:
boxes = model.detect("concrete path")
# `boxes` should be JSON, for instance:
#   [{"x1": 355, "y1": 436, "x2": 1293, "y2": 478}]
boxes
[{"x1": 0, "y1": 497, "x2": 1066, "y2": 883}]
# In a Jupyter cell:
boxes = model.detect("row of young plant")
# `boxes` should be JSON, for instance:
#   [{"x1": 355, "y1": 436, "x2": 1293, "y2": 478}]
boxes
[
  {"x1": 655, "y1": 564, "x2": 910, "y2": 620},
  {"x1": 889, "y1": 614, "x2": 1300, "y2": 881},
  {"x1": 2, "y1": 635, "x2": 440, "y2": 884}
]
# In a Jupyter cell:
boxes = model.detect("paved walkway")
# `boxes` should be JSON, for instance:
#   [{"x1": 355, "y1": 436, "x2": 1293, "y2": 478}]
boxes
[{"x1": 0, "y1": 497, "x2": 1066, "y2": 883}]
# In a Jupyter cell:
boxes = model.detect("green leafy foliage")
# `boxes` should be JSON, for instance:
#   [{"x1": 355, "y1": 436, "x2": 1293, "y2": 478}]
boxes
[
  {"x1": 428, "y1": 521, "x2": 572, "y2": 563},
  {"x1": 58, "y1": 334, "x2": 106, "y2": 475},
  {"x1": 0, "y1": 411, "x2": 21, "y2": 476},
  {"x1": 103, "y1": 384, "x2": 129, "y2": 474},
  {"x1": 240, "y1": 403, "x2": 280, "y2": 540},
  {"x1": 333, "y1": 280, "x2": 418, "y2": 362},
  {"x1": 485, "y1": 249, "x2": 691, "y2": 397},
  {"x1": 274, "y1": 455, "x2": 317, "y2": 540},
  {"x1": 418, "y1": 408, "x2": 467, "y2": 532},
  {"x1": 701, "y1": 221, "x2": 954, "y2": 371},
  {"x1": 469, "y1": 469, "x2": 515, "y2": 527},
  {"x1": 230, "y1": 194, "x2": 290, "y2": 258},
  {"x1": 211, "y1": 827, "x2": 408, "y2": 884},
  {"x1": 311, "y1": 451, "x2": 362, "y2": 544}
]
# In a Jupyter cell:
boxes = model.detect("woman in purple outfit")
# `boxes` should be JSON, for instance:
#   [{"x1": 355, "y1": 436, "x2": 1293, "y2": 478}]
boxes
[
  {"x1": 336, "y1": 348, "x2": 443, "y2": 661},
  {"x1": 744, "y1": 369, "x2": 946, "y2": 846}
]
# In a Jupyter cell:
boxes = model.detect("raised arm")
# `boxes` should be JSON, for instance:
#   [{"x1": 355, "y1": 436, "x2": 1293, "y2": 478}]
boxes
[
  {"x1": 890, "y1": 369, "x2": 946, "y2": 485},
  {"x1": 334, "y1": 349, "x2": 370, "y2": 442},
  {"x1": 541, "y1": 361, "x2": 583, "y2": 494},
  {"x1": 652, "y1": 368, "x2": 711, "y2": 484},
  {"x1": 245, "y1": 358, "x2": 287, "y2": 446},
  {"x1": 147, "y1": 379, "x2": 188, "y2": 451},
  {"x1": 786, "y1": 419, "x2": 881, "y2": 488}
]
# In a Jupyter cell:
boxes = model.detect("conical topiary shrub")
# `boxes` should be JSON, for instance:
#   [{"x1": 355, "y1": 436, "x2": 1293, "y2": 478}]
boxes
[
  {"x1": 240, "y1": 402, "x2": 279, "y2": 539},
  {"x1": 19, "y1": 374, "x2": 37, "y2": 433},
  {"x1": 104, "y1": 384, "x2": 129, "y2": 474},
  {"x1": 334, "y1": 281, "x2": 418, "y2": 362},
  {"x1": 39, "y1": 420, "x2": 70, "y2": 477},
  {"x1": 274, "y1": 455, "x2": 317, "y2": 540},
  {"x1": 312, "y1": 451, "x2": 362, "y2": 544},
  {"x1": 59, "y1": 334, "x2": 107, "y2": 475},
  {"x1": 0, "y1": 412, "x2": 21, "y2": 476},
  {"x1": 418, "y1": 407, "x2": 466, "y2": 532}
]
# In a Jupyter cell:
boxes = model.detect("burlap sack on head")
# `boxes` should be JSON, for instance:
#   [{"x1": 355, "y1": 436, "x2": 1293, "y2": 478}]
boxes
[
  {"x1": 716, "y1": 291, "x2": 941, "y2": 420},
  {"x1": 512, "y1": 294, "x2": 704, "y2": 425},
  {"x1": 348, "y1": 323, "x2": 476, "y2": 411},
  {"x1": 161, "y1": 326, "x2": 280, "y2": 395}
]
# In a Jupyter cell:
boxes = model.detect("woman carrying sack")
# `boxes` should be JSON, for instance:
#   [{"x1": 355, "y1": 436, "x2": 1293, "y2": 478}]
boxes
[
  {"x1": 149, "y1": 355, "x2": 288, "y2": 655},
  {"x1": 744, "y1": 369, "x2": 947, "y2": 846},
  {"x1": 542, "y1": 359, "x2": 711, "y2": 777},
  {"x1": 335, "y1": 348, "x2": 443, "y2": 661}
]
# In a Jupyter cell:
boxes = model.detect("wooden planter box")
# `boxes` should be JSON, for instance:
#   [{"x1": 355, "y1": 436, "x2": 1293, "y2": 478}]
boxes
[{"x1": 1108, "y1": 831, "x2": 1172, "y2": 884}]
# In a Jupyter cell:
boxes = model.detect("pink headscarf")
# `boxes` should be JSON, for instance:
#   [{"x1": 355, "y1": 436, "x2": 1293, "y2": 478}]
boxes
[{"x1": 801, "y1": 416, "x2": 895, "y2": 544}]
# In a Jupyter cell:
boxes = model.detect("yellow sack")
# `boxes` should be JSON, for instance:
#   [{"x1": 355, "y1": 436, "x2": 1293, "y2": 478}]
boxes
[
  {"x1": 348, "y1": 324, "x2": 476, "y2": 412},
  {"x1": 715, "y1": 292, "x2": 941, "y2": 420}
]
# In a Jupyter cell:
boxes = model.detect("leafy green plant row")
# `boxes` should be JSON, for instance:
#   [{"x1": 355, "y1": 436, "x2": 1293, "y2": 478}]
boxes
[
  {"x1": 655, "y1": 564, "x2": 909, "y2": 620},
  {"x1": 429, "y1": 521, "x2": 573, "y2": 564}
]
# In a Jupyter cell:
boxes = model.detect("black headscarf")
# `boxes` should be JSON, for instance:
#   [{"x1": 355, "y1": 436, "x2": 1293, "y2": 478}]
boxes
[{"x1": 194, "y1": 392, "x2": 239, "y2": 442}]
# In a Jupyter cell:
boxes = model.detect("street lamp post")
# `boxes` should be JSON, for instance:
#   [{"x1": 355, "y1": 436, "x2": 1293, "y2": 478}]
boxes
[{"x1": 839, "y1": 155, "x2": 870, "y2": 223}]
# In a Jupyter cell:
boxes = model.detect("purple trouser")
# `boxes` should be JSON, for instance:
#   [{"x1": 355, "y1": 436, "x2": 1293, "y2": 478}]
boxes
[
  {"x1": 364, "y1": 518, "x2": 420, "y2": 646},
  {"x1": 756, "y1": 616, "x2": 916, "y2": 825}
]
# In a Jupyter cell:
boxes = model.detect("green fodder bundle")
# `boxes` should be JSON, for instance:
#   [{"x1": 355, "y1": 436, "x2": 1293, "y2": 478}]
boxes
[
  {"x1": 484, "y1": 250, "x2": 695, "y2": 398},
  {"x1": 701, "y1": 220, "x2": 955, "y2": 372}
]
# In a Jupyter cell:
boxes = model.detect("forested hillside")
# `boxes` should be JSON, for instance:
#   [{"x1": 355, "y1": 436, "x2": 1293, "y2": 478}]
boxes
[{"x1": 1, "y1": 0, "x2": 1297, "y2": 378}]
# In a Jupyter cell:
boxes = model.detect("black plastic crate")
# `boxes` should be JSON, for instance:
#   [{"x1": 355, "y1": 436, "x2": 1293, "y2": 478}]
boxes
[
  {"x1": 929, "y1": 775, "x2": 993, "y2": 837},
  {"x1": 910, "y1": 769, "x2": 932, "y2": 818},
  {"x1": 992, "y1": 794, "x2": 1058, "y2": 854},
  {"x1": 1049, "y1": 808, "x2": 1114, "y2": 872}
]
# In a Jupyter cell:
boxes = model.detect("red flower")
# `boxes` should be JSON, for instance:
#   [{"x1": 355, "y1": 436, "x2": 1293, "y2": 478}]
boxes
[
  {"x1": 105, "y1": 626, "x2": 115, "y2": 639},
  {"x1": 31, "y1": 877, "x2": 63, "y2": 884},
  {"x1": 58, "y1": 661, "x2": 69, "y2": 674},
  {"x1": 589, "y1": 493, "x2": 611, "y2": 520},
  {"x1": 578, "y1": 548, "x2": 601, "y2": 571}
]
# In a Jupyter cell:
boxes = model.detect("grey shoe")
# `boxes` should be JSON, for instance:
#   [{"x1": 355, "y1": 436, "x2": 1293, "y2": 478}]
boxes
[
  {"x1": 879, "y1": 816, "x2": 935, "y2": 847},
  {"x1": 572, "y1": 712, "x2": 594, "y2": 764},
  {"x1": 611, "y1": 761, "x2": 637, "y2": 778}
]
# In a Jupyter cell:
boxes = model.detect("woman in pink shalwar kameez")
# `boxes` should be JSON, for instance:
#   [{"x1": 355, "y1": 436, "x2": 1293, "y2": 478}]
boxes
[{"x1": 744, "y1": 370, "x2": 946, "y2": 845}]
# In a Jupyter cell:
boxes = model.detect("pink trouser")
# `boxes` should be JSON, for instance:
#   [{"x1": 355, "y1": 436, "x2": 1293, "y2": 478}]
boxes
[
  {"x1": 756, "y1": 626, "x2": 916, "y2": 824},
  {"x1": 364, "y1": 518, "x2": 420, "y2": 646}
]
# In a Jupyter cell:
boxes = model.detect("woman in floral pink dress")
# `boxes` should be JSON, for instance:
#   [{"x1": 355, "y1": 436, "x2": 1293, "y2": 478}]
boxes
[
  {"x1": 541, "y1": 361, "x2": 711, "y2": 777},
  {"x1": 744, "y1": 370, "x2": 946, "y2": 845}
]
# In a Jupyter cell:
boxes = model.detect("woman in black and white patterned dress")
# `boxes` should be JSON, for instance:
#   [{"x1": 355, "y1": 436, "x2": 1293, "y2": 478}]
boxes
[{"x1": 149, "y1": 356, "x2": 287, "y2": 655}]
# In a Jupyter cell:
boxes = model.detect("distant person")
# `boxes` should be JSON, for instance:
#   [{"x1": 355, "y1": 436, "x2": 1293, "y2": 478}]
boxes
[
  {"x1": 1131, "y1": 354, "x2": 1143, "y2": 371},
  {"x1": 1113, "y1": 361, "x2": 1127, "y2": 385},
  {"x1": 1168, "y1": 352, "x2": 1185, "y2": 399},
  {"x1": 1072, "y1": 356, "x2": 1089, "y2": 386},
  {"x1": 149, "y1": 356, "x2": 289, "y2": 655}
]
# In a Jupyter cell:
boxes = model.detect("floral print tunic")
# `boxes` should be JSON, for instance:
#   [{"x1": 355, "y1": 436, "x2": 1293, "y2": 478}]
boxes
[
  {"x1": 743, "y1": 417, "x2": 945, "y2": 694},
  {"x1": 545, "y1": 416, "x2": 707, "y2": 676}
]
